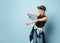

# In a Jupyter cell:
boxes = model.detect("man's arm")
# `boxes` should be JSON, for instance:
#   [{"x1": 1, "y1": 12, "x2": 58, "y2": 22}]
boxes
[
  {"x1": 26, "y1": 17, "x2": 47, "y2": 25},
  {"x1": 27, "y1": 13, "x2": 39, "y2": 17},
  {"x1": 37, "y1": 17, "x2": 47, "y2": 22},
  {"x1": 32, "y1": 17, "x2": 47, "y2": 23}
]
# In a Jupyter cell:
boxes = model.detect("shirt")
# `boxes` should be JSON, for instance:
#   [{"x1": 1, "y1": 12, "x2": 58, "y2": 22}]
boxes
[{"x1": 35, "y1": 14, "x2": 47, "y2": 28}]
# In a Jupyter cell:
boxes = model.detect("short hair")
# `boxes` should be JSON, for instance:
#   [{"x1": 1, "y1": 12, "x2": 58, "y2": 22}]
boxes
[{"x1": 37, "y1": 5, "x2": 46, "y2": 11}]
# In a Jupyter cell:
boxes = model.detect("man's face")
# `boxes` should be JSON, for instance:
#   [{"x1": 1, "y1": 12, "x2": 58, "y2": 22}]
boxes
[{"x1": 38, "y1": 9, "x2": 45, "y2": 14}]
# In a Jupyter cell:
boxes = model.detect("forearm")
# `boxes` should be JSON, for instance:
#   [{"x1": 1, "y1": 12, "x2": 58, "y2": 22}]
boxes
[
  {"x1": 27, "y1": 13, "x2": 39, "y2": 16},
  {"x1": 27, "y1": 17, "x2": 47, "y2": 25},
  {"x1": 30, "y1": 18, "x2": 47, "y2": 24},
  {"x1": 31, "y1": 19, "x2": 38, "y2": 23}
]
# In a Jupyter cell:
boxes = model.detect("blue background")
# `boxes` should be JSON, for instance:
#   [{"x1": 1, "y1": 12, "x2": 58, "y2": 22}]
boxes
[{"x1": 0, "y1": 0, "x2": 60, "y2": 43}]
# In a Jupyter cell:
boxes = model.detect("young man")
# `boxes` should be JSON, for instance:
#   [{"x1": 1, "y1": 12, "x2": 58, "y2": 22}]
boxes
[{"x1": 26, "y1": 5, "x2": 47, "y2": 43}]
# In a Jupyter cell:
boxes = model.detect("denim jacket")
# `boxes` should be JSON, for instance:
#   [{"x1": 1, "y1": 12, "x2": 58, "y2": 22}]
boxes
[
  {"x1": 29, "y1": 25, "x2": 35, "y2": 42},
  {"x1": 29, "y1": 26, "x2": 45, "y2": 42}
]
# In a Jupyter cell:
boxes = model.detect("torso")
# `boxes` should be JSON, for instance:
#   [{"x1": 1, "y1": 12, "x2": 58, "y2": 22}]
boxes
[{"x1": 35, "y1": 14, "x2": 47, "y2": 28}]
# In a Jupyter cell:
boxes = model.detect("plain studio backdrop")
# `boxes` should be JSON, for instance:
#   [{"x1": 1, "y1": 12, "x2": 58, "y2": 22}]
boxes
[{"x1": 0, "y1": 0, "x2": 60, "y2": 43}]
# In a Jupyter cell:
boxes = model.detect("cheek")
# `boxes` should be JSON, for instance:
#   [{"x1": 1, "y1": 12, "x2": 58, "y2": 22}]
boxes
[
  {"x1": 41, "y1": 11, "x2": 45, "y2": 13},
  {"x1": 39, "y1": 11, "x2": 42, "y2": 13},
  {"x1": 38, "y1": 10, "x2": 45, "y2": 13}
]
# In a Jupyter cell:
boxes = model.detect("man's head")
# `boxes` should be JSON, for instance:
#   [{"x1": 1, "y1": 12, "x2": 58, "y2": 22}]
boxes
[{"x1": 37, "y1": 5, "x2": 46, "y2": 15}]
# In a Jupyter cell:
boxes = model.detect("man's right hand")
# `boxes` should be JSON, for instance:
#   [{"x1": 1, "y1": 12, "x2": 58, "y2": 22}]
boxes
[{"x1": 27, "y1": 13, "x2": 31, "y2": 16}]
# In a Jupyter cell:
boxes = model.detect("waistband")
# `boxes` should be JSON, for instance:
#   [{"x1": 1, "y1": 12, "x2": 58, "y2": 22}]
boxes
[{"x1": 34, "y1": 25, "x2": 43, "y2": 29}]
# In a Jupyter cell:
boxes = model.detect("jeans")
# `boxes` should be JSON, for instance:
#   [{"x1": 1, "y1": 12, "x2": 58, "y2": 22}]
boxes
[{"x1": 33, "y1": 29, "x2": 46, "y2": 43}]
